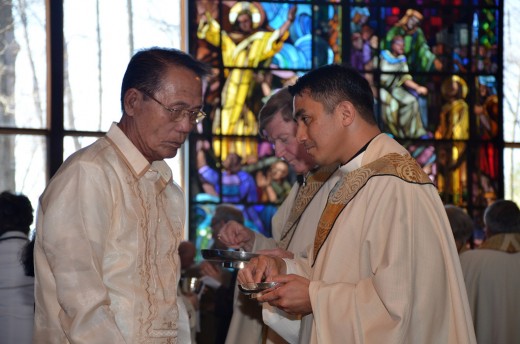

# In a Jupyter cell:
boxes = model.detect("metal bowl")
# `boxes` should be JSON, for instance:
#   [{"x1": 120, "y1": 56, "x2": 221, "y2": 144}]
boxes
[
  {"x1": 222, "y1": 261, "x2": 248, "y2": 269},
  {"x1": 201, "y1": 249, "x2": 259, "y2": 262},
  {"x1": 238, "y1": 281, "x2": 280, "y2": 295},
  {"x1": 179, "y1": 277, "x2": 203, "y2": 294}
]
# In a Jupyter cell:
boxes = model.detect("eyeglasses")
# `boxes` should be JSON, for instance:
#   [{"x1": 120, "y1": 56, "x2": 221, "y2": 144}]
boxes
[{"x1": 139, "y1": 89, "x2": 206, "y2": 124}]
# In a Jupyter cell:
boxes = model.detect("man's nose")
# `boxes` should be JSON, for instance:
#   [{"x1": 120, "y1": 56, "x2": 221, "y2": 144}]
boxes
[
  {"x1": 178, "y1": 117, "x2": 195, "y2": 133},
  {"x1": 274, "y1": 142, "x2": 285, "y2": 159},
  {"x1": 295, "y1": 123, "x2": 307, "y2": 144}
]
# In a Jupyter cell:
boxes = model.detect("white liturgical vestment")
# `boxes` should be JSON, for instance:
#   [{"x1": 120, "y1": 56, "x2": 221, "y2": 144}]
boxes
[
  {"x1": 285, "y1": 134, "x2": 476, "y2": 344},
  {"x1": 226, "y1": 166, "x2": 341, "y2": 344}
]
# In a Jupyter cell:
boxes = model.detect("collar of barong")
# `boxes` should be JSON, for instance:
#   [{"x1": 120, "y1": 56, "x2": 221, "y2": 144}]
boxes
[
  {"x1": 312, "y1": 153, "x2": 433, "y2": 266},
  {"x1": 479, "y1": 233, "x2": 520, "y2": 253},
  {"x1": 277, "y1": 164, "x2": 339, "y2": 250}
]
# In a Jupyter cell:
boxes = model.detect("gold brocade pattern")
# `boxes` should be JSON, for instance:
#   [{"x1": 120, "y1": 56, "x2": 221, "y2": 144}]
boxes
[
  {"x1": 312, "y1": 153, "x2": 433, "y2": 265},
  {"x1": 277, "y1": 164, "x2": 338, "y2": 250},
  {"x1": 479, "y1": 233, "x2": 520, "y2": 253}
]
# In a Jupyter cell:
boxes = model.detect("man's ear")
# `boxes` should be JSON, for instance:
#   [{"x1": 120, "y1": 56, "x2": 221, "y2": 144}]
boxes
[
  {"x1": 337, "y1": 100, "x2": 355, "y2": 126},
  {"x1": 123, "y1": 88, "x2": 140, "y2": 117}
]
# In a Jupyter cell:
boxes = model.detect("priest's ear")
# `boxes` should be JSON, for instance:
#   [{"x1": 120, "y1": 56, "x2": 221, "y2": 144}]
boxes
[{"x1": 336, "y1": 100, "x2": 356, "y2": 126}]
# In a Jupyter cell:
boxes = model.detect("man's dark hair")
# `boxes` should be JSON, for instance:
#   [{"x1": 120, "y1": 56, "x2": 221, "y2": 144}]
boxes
[
  {"x1": 445, "y1": 204, "x2": 474, "y2": 245},
  {"x1": 0, "y1": 191, "x2": 34, "y2": 236},
  {"x1": 120, "y1": 47, "x2": 212, "y2": 112},
  {"x1": 288, "y1": 64, "x2": 376, "y2": 125},
  {"x1": 0, "y1": 191, "x2": 35, "y2": 276},
  {"x1": 484, "y1": 199, "x2": 520, "y2": 235}
]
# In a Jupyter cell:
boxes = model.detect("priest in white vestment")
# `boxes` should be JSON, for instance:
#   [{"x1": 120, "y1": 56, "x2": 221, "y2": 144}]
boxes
[
  {"x1": 239, "y1": 64, "x2": 476, "y2": 344},
  {"x1": 460, "y1": 199, "x2": 520, "y2": 344}
]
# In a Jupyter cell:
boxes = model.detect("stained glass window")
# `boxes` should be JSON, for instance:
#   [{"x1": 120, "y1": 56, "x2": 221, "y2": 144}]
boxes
[{"x1": 187, "y1": 1, "x2": 505, "y2": 250}]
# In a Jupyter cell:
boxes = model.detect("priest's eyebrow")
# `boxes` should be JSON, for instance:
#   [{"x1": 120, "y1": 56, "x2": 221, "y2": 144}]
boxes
[{"x1": 293, "y1": 108, "x2": 305, "y2": 121}]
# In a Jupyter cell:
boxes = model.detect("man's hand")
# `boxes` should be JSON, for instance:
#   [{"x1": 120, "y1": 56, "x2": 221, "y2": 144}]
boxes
[
  {"x1": 218, "y1": 220, "x2": 255, "y2": 251},
  {"x1": 183, "y1": 292, "x2": 200, "y2": 310},
  {"x1": 258, "y1": 274, "x2": 312, "y2": 316},
  {"x1": 237, "y1": 255, "x2": 285, "y2": 284},
  {"x1": 199, "y1": 261, "x2": 223, "y2": 284}
]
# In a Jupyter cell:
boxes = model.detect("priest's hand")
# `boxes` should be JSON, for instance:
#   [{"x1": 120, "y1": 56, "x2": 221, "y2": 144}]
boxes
[
  {"x1": 238, "y1": 255, "x2": 286, "y2": 284},
  {"x1": 218, "y1": 220, "x2": 255, "y2": 252},
  {"x1": 257, "y1": 274, "x2": 312, "y2": 316}
]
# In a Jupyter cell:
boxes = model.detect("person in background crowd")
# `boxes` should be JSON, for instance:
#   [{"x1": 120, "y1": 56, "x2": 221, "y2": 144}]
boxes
[
  {"x1": 179, "y1": 240, "x2": 197, "y2": 273},
  {"x1": 445, "y1": 204, "x2": 475, "y2": 254},
  {"x1": 238, "y1": 64, "x2": 476, "y2": 343},
  {"x1": 220, "y1": 87, "x2": 341, "y2": 344},
  {"x1": 184, "y1": 204, "x2": 244, "y2": 344},
  {"x1": 33, "y1": 47, "x2": 211, "y2": 343},
  {"x1": 460, "y1": 199, "x2": 520, "y2": 344},
  {"x1": 0, "y1": 191, "x2": 35, "y2": 344},
  {"x1": 179, "y1": 240, "x2": 200, "y2": 343}
]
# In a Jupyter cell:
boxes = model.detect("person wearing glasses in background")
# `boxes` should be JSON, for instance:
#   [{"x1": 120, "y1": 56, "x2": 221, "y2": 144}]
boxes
[
  {"x1": 33, "y1": 47, "x2": 211, "y2": 343},
  {"x1": 219, "y1": 87, "x2": 341, "y2": 344}
]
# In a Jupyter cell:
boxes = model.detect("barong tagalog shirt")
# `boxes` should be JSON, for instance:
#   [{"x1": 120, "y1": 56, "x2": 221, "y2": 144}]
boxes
[
  {"x1": 33, "y1": 123, "x2": 190, "y2": 344},
  {"x1": 285, "y1": 133, "x2": 476, "y2": 344}
]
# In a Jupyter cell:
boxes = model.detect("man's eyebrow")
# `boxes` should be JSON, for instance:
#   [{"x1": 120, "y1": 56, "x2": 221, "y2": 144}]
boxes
[{"x1": 293, "y1": 108, "x2": 305, "y2": 120}]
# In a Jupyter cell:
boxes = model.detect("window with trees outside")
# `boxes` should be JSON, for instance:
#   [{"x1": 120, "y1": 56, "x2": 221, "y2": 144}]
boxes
[
  {"x1": 0, "y1": 1, "x2": 518, "y2": 253},
  {"x1": 1, "y1": 0, "x2": 185, "y2": 230}
]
